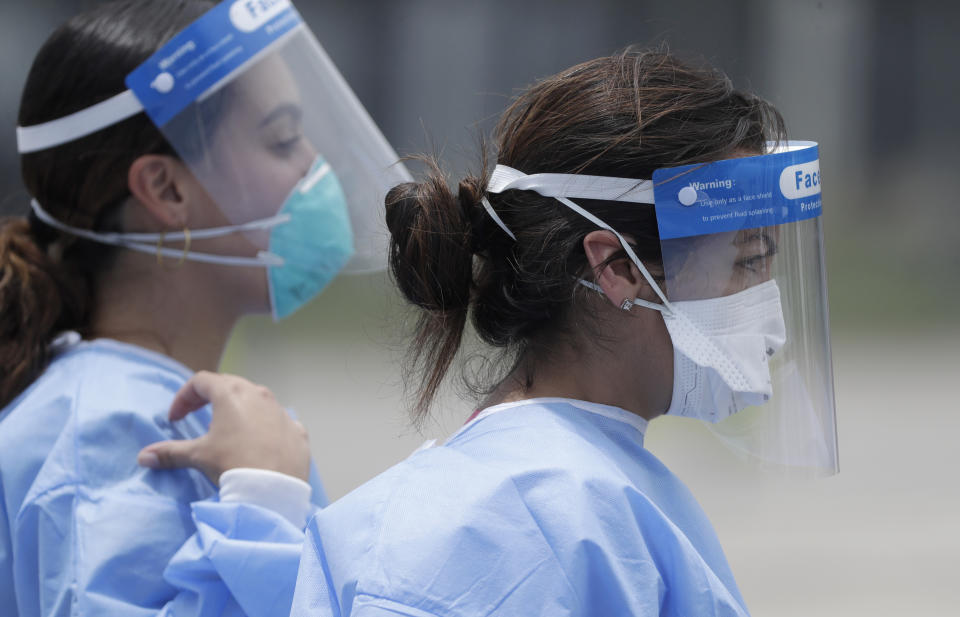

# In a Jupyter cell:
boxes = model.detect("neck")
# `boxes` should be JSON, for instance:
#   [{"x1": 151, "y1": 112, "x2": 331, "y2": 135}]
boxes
[
  {"x1": 480, "y1": 335, "x2": 670, "y2": 422},
  {"x1": 88, "y1": 258, "x2": 244, "y2": 372}
]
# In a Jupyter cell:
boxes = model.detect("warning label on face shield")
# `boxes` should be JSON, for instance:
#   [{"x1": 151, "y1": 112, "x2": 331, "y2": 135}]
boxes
[
  {"x1": 652, "y1": 142, "x2": 822, "y2": 239},
  {"x1": 126, "y1": 0, "x2": 303, "y2": 127}
]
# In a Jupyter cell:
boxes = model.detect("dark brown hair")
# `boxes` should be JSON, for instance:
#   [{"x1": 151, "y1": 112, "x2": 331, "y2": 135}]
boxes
[
  {"x1": 385, "y1": 48, "x2": 786, "y2": 421},
  {"x1": 0, "y1": 0, "x2": 213, "y2": 409}
]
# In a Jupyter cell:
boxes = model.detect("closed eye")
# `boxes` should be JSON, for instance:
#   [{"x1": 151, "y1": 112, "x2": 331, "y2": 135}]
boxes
[
  {"x1": 270, "y1": 135, "x2": 303, "y2": 157},
  {"x1": 735, "y1": 231, "x2": 778, "y2": 272}
]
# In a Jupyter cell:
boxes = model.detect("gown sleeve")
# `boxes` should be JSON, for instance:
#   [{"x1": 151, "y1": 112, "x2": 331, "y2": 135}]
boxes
[
  {"x1": 11, "y1": 462, "x2": 322, "y2": 617},
  {"x1": 290, "y1": 521, "x2": 446, "y2": 617},
  {"x1": 0, "y1": 346, "x2": 329, "y2": 617},
  {"x1": 161, "y1": 464, "x2": 327, "y2": 616}
]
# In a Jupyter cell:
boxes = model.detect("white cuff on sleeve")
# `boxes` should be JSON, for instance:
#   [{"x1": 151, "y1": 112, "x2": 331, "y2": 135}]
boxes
[{"x1": 219, "y1": 468, "x2": 313, "y2": 529}]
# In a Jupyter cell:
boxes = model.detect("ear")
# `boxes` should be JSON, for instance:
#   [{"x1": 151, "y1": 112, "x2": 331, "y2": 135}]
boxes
[
  {"x1": 583, "y1": 230, "x2": 646, "y2": 310},
  {"x1": 127, "y1": 155, "x2": 190, "y2": 229}
]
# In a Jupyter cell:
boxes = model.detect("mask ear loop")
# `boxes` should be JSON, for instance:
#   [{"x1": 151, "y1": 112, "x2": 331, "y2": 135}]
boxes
[
  {"x1": 578, "y1": 279, "x2": 664, "y2": 312},
  {"x1": 553, "y1": 196, "x2": 674, "y2": 315},
  {"x1": 31, "y1": 198, "x2": 285, "y2": 267}
]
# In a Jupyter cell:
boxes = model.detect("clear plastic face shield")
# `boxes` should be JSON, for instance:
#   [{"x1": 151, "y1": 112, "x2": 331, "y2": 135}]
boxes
[
  {"x1": 17, "y1": 0, "x2": 410, "y2": 320},
  {"x1": 484, "y1": 142, "x2": 839, "y2": 475}
]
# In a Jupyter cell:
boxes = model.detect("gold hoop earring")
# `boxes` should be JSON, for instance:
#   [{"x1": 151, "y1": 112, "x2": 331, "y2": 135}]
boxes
[
  {"x1": 176, "y1": 228, "x2": 190, "y2": 267},
  {"x1": 156, "y1": 229, "x2": 190, "y2": 269},
  {"x1": 156, "y1": 231, "x2": 165, "y2": 267}
]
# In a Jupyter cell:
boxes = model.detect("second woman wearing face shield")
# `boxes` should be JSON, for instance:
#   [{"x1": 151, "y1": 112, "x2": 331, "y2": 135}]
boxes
[
  {"x1": 0, "y1": 1, "x2": 407, "y2": 616},
  {"x1": 150, "y1": 48, "x2": 838, "y2": 616}
]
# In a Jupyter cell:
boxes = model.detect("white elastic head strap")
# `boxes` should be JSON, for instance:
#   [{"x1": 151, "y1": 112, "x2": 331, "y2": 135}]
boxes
[
  {"x1": 487, "y1": 165, "x2": 657, "y2": 203},
  {"x1": 484, "y1": 164, "x2": 672, "y2": 311},
  {"x1": 16, "y1": 90, "x2": 143, "y2": 154},
  {"x1": 29, "y1": 199, "x2": 285, "y2": 267}
]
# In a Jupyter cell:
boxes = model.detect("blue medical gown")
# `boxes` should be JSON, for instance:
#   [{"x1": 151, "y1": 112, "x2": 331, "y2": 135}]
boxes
[
  {"x1": 0, "y1": 338, "x2": 327, "y2": 617},
  {"x1": 291, "y1": 399, "x2": 749, "y2": 617}
]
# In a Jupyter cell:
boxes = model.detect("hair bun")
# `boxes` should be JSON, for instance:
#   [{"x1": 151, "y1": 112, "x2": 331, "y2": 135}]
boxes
[
  {"x1": 385, "y1": 170, "x2": 474, "y2": 314},
  {"x1": 384, "y1": 167, "x2": 480, "y2": 417}
]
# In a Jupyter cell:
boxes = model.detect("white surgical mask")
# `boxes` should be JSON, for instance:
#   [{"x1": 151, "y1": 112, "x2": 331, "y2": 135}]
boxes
[
  {"x1": 580, "y1": 278, "x2": 786, "y2": 423},
  {"x1": 660, "y1": 280, "x2": 786, "y2": 422}
]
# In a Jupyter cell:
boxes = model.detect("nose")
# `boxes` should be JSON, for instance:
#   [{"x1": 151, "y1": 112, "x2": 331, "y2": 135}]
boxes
[{"x1": 299, "y1": 139, "x2": 319, "y2": 175}]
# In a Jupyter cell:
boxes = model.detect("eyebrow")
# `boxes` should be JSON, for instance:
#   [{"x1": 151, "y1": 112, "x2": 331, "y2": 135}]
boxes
[
  {"x1": 258, "y1": 103, "x2": 303, "y2": 129},
  {"x1": 735, "y1": 230, "x2": 778, "y2": 255}
]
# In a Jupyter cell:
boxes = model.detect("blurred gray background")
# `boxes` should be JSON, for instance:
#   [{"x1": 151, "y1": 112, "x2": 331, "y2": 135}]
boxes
[{"x1": 1, "y1": 1, "x2": 958, "y2": 615}]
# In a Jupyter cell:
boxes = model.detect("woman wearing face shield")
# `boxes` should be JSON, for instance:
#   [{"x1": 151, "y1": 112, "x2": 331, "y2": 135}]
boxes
[
  {"x1": 0, "y1": 1, "x2": 407, "y2": 616},
  {"x1": 150, "y1": 49, "x2": 837, "y2": 616}
]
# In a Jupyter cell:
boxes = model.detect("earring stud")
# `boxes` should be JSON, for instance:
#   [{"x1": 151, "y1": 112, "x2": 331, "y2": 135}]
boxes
[{"x1": 620, "y1": 298, "x2": 634, "y2": 311}]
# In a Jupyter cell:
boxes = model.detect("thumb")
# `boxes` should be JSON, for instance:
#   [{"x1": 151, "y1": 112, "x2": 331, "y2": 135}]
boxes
[{"x1": 137, "y1": 437, "x2": 202, "y2": 471}]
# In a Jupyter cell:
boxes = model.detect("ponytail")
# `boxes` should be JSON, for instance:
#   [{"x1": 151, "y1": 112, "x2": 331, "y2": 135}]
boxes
[{"x1": 0, "y1": 218, "x2": 89, "y2": 407}]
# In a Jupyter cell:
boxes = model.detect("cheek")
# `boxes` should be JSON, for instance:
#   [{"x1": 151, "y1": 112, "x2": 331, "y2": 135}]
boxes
[
  {"x1": 237, "y1": 155, "x2": 307, "y2": 219},
  {"x1": 183, "y1": 180, "x2": 231, "y2": 229},
  {"x1": 206, "y1": 141, "x2": 306, "y2": 222},
  {"x1": 722, "y1": 267, "x2": 773, "y2": 297}
]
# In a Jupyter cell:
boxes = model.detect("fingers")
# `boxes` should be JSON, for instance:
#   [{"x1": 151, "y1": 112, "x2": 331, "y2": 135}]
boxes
[
  {"x1": 169, "y1": 371, "x2": 246, "y2": 421},
  {"x1": 156, "y1": 372, "x2": 292, "y2": 483},
  {"x1": 137, "y1": 437, "x2": 201, "y2": 471},
  {"x1": 170, "y1": 371, "x2": 214, "y2": 421}
]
